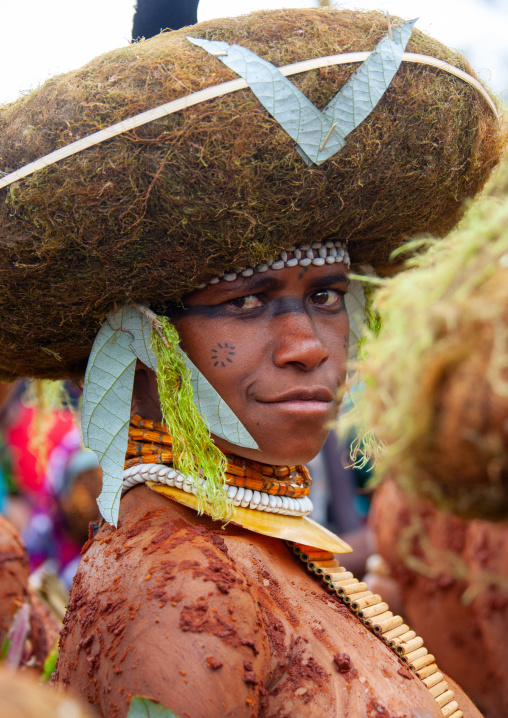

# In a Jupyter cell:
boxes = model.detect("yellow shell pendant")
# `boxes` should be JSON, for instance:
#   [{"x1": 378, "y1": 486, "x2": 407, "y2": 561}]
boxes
[{"x1": 147, "y1": 481, "x2": 352, "y2": 554}]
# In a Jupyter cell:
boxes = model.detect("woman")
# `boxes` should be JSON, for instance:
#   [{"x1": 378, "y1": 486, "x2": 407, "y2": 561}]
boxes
[
  {"x1": 57, "y1": 257, "x2": 482, "y2": 717},
  {"x1": 0, "y1": 8, "x2": 501, "y2": 717}
]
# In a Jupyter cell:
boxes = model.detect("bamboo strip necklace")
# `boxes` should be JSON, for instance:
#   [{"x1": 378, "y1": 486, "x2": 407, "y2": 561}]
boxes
[
  {"x1": 289, "y1": 542, "x2": 462, "y2": 718},
  {"x1": 125, "y1": 415, "x2": 462, "y2": 718}
]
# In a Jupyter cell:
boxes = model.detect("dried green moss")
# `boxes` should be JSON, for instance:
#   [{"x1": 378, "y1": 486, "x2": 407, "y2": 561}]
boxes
[
  {"x1": 344, "y1": 171, "x2": 508, "y2": 521},
  {"x1": 151, "y1": 318, "x2": 231, "y2": 521},
  {"x1": 0, "y1": 8, "x2": 502, "y2": 380}
]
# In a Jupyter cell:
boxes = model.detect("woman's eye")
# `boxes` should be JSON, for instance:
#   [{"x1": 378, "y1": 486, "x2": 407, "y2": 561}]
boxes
[
  {"x1": 227, "y1": 294, "x2": 263, "y2": 309},
  {"x1": 311, "y1": 289, "x2": 341, "y2": 306}
]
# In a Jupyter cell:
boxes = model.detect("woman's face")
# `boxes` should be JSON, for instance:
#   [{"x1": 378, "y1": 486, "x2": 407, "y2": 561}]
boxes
[{"x1": 171, "y1": 262, "x2": 350, "y2": 466}]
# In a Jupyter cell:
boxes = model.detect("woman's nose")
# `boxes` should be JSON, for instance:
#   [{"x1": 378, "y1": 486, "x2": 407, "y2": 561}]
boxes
[{"x1": 272, "y1": 313, "x2": 329, "y2": 371}]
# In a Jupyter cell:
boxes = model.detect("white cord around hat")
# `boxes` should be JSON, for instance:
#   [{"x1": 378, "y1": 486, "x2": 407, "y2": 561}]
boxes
[{"x1": 0, "y1": 49, "x2": 498, "y2": 192}]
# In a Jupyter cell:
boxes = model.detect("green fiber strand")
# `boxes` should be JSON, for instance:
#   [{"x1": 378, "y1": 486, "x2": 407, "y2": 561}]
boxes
[
  {"x1": 151, "y1": 318, "x2": 232, "y2": 522},
  {"x1": 363, "y1": 284, "x2": 382, "y2": 339}
]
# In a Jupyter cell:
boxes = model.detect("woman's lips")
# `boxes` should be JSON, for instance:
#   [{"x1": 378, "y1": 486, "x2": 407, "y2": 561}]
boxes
[
  {"x1": 259, "y1": 387, "x2": 334, "y2": 403},
  {"x1": 257, "y1": 387, "x2": 335, "y2": 415}
]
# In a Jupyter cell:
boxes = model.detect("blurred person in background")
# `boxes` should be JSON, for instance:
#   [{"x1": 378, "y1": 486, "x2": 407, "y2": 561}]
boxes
[{"x1": 0, "y1": 381, "x2": 101, "y2": 589}]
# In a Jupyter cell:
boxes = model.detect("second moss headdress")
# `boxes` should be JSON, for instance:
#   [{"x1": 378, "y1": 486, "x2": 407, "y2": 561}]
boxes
[{"x1": 343, "y1": 163, "x2": 508, "y2": 521}]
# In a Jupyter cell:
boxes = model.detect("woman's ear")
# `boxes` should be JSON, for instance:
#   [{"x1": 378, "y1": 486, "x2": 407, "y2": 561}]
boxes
[{"x1": 132, "y1": 360, "x2": 163, "y2": 422}]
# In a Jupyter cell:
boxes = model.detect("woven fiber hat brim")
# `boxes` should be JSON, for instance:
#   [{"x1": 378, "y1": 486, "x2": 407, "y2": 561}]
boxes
[{"x1": 0, "y1": 8, "x2": 502, "y2": 381}]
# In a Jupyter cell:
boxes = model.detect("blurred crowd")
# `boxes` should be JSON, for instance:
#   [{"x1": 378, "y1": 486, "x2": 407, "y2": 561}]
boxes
[{"x1": 0, "y1": 381, "x2": 102, "y2": 592}]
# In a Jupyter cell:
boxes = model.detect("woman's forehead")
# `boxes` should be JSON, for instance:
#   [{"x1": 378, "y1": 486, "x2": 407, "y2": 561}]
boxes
[{"x1": 184, "y1": 262, "x2": 350, "y2": 304}]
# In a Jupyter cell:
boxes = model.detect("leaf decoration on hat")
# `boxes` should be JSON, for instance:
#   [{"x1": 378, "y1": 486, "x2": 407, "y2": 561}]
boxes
[
  {"x1": 188, "y1": 18, "x2": 416, "y2": 166},
  {"x1": 82, "y1": 305, "x2": 257, "y2": 526},
  {"x1": 132, "y1": 305, "x2": 257, "y2": 449},
  {"x1": 150, "y1": 317, "x2": 231, "y2": 522},
  {"x1": 109, "y1": 305, "x2": 158, "y2": 371},
  {"x1": 345, "y1": 279, "x2": 367, "y2": 364}
]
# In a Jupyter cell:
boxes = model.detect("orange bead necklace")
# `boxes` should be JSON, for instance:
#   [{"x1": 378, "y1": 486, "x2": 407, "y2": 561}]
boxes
[{"x1": 126, "y1": 414, "x2": 311, "y2": 499}]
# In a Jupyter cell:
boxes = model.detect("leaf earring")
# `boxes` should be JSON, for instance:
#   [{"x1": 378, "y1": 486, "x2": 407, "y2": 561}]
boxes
[{"x1": 82, "y1": 305, "x2": 257, "y2": 526}]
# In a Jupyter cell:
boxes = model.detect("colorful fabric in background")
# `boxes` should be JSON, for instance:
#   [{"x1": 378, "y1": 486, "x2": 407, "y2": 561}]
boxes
[
  {"x1": 0, "y1": 381, "x2": 101, "y2": 588},
  {"x1": 5, "y1": 402, "x2": 77, "y2": 499},
  {"x1": 21, "y1": 424, "x2": 100, "y2": 588}
]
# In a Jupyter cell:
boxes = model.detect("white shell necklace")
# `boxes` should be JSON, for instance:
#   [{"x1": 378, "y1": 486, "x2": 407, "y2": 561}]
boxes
[{"x1": 123, "y1": 463, "x2": 313, "y2": 517}]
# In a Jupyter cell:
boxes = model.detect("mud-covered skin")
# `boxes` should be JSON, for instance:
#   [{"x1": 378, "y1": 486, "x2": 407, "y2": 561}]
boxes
[
  {"x1": 0, "y1": 515, "x2": 29, "y2": 644},
  {"x1": 372, "y1": 480, "x2": 507, "y2": 718},
  {"x1": 0, "y1": 516, "x2": 59, "y2": 668},
  {"x1": 56, "y1": 486, "x2": 480, "y2": 717}
]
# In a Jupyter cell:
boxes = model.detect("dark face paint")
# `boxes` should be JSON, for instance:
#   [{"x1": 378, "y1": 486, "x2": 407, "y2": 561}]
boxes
[
  {"x1": 169, "y1": 263, "x2": 350, "y2": 466},
  {"x1": 169, "y1": 272, "x2": 348, "y2": 320}
]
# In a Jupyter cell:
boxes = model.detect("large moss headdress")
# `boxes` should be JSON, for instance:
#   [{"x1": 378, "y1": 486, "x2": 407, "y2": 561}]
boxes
[
  {"x1": 0, "y1": 9, "x2": 501, "y2": 383},
  {"x1": 0, "y1": 10, "x2": 502, "y2": 524}
]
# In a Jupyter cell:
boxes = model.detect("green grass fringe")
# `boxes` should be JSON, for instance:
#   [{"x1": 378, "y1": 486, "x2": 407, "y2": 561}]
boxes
[
  {"x1": 341, "y1": 185, "x2": 508, "y2": 493},
  {"x1": 151, "y1": 317, "x2": 233, "y2": 522}
]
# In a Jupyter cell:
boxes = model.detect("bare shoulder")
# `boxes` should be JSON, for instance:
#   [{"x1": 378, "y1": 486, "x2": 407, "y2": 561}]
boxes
[{"x1": 56, "y1": 485, "x2": 269, "y2": 718}]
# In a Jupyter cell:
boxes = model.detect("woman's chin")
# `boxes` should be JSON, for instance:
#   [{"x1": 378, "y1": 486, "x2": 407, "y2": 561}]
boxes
[{"x1": 213, "y1": 433, "x2": 327, "y2": 467}]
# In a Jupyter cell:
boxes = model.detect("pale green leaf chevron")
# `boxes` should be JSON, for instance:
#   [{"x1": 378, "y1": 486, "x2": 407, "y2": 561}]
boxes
[
  {"x1": 188, "y1": 19, "x2": 416, "y2": 166},
  {"x1": 323, "y1": 20, "x2": 417, "y2": 137}
]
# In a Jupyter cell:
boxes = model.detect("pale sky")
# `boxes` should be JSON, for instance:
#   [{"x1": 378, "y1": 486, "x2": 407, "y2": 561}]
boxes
[{"x1": 0, "y1": 0, "x2": 506, "y2": 105}]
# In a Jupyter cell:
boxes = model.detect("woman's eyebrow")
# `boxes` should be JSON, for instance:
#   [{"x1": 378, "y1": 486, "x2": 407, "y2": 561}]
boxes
[
  {"x1": 210, "y1": 274, "x2": 284, "y2": 297},
  {"x1": 308, "y1": 272, "x2": 350, "y2": 289},
  {"x1": 183, "y1": 270, "x2": 350, "y2": 309},
  {"x1": 211, "y1": 271, "x2": 349, "y2": 297},
  {"x1": 245, "y1": 275, "x2": 285, "y2": 291}
]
